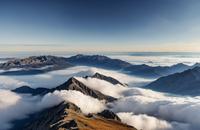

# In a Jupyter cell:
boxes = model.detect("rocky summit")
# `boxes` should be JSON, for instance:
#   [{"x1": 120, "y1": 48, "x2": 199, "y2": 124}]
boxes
[{"x1": 22, "y1": 102, "x2": 136, "y2": 130}]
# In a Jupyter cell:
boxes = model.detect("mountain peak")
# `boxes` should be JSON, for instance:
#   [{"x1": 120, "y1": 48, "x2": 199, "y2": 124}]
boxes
[
  {"x1": 52, "y1": 77, "x2": 116, "y2": 102},
  {"x1": 22, "y1": 101, "x2": 136, "y2": 130}
]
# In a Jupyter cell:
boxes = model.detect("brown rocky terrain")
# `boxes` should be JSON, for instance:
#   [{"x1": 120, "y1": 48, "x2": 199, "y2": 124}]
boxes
[{"x1": 23, "y1": 102, "x2": 137, "y2": 130}]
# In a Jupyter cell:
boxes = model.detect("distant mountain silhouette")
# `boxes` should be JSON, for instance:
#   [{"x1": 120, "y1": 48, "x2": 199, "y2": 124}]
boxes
[
  {"x1": 66, "y1": 54, "x2": 132, "y2": 69},
  {"x1": 12, "y1": 86, "x2": 50, "y2": 96},
  {"x1": 0, "y1": 56, "x2": 72, "y2": 75},
  {"x1": 146, "y1": 67, "x2": 200, "y2": 96},
  {"x1": 66, "y1": 54, "x2": 195, "y2": 78},
  {"x1": 1, "y1": 54, "x2": 198, "y2": 77}
]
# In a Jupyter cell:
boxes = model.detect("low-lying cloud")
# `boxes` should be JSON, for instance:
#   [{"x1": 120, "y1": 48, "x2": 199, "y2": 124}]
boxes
[
  {"x1": 0, "y1": 76, "x2": 29, "y2": 90},
  {"x1": 75, "y1": 75, "x2": 200, "y2": 130},
  {"x1": 117, "y1": 112, "x2": 190, "y2": 130},
  {"x1": 0, "y1": 66, "x2": 153, "y2": 90},
  {"x1": 0, "y1": 66, "x2": 200, "y2": 130},
  {"x1": 109, "y1": 91, "x2": 200, "y2": 130},
  {"x1": 76, "y1": 77, "x2": 126, "y2": 98},
  {"x1": 0, "y1": 89, "x2": 106, "y2": 130},
  {"x1": 42, "y1": 90, "x2": 106, "y2": 114}
]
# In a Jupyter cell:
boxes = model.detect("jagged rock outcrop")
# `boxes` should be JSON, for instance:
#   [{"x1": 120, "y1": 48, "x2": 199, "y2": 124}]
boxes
[
  {"x1": 97, "y1": 110, "x2": 121, "y2": 121},
  {"x1": 90, "y1": 72, "x2": 126, "y2": 86},
  {"x1": 23, "y1": 102, "x2": 81, "y2": 130}
]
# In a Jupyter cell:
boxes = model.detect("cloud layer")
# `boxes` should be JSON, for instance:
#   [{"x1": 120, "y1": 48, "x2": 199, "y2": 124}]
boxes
[
  {"x1": 74, "y1": 72, "x2": 200, "y2": 130},
  {"x1": 0, "y1": 66, "x2": 200, "y2": 130}
]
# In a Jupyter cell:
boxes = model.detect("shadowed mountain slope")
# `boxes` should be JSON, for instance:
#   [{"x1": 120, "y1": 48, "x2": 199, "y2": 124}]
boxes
[{"x1": 146, "y1": 67, "x2": 200, "y2": 96}]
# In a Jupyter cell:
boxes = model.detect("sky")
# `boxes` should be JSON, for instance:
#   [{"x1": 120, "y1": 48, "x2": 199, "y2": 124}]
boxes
[{"x1": 0, "y1": 0, "x2": 200, "y2": 52}]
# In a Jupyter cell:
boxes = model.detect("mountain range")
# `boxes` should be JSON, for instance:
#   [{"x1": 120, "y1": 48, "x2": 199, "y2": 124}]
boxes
[
  {"x1": 1, "y1": 54, "x2": 198, "y2": 78},
  {"x1": 0, "y1": 56, "x2": 73, "y2": 75}
]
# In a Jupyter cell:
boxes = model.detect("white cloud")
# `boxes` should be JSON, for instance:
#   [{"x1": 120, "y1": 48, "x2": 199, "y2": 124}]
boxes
[
  {"x1": 76, "y1": 77, "x2": 126, "y2": 98},
  {"x1": 75, "y1": 74, "x2": 200, "y2": 130},
  {"x1": 0, "y1": 66, "x2": 153, "y2": 90},
  {"x1": 117, "y1": 112, "x2": 189, "y2": 130},
  {"x1": 0, "y1": 90, "x2": 38, "y2": 130},
  {"x1": 110, "y1": 94, "x2": 200, "y2": 130},
  {"x1": 43, "y1": 90, "x2": 106, "y2": 114},
  {"x1": 0, "y1": 76, "x2": 29, "y2": 90},
  {"x1": 117, "y1": 112, "x2": 172, "y2": 130}
]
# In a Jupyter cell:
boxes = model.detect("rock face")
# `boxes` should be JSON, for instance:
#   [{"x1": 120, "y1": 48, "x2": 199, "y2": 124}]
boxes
[
  {"x1": 146, "y1": 67, "x2": 200, "y2": 96},
  {"x1": 97, "y1": 110, "x2": 121, "y2": 121},
  {"x1": 91, "y1": 72, "x2": 126, "y2": 86},
  {"x1": 23, "y1": 102, "x2": 81, "y2": 130},
  {"x1": 22, "y1": 102, "x2": 137, "y2": 130}
]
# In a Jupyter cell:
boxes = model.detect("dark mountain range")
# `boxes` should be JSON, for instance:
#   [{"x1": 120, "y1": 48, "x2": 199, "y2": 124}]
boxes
[
  {"x1": 12, "y1": 86, "x2": 50, "y2": 96},
  {"x1": 18, "y1": 101, "x2": 136, "y2": 130},
  {"x1": 1, "y1": 54, "x2": 198, "y2": 77},
  {"x1": 65, "y1": 54, "x2": 132, "y2": 70},
  {"x1": 146, "y1": 67, "x2": 200, "y2": 96},
  {"x1": 0, "y1": 56, "x2": 73, "y2": 75},
  {"x1": 0, "y1": 55, "x2": 71, "y2": 69},
  {"x1": 65, "y1": 54, "x2": 196, "y2": 78},
  {"x1": 124, "y1": 63, "x2": 191, "y2": 78}
]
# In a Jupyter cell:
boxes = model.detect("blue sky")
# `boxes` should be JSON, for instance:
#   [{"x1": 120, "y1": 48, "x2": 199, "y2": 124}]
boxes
[{"x1": 0, "y1": 0, "x2": 200, "y2": 52}]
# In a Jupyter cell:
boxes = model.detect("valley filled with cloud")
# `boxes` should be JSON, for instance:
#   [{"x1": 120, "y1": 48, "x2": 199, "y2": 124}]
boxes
[{"x1": 0, "y1": 65, "x2": 200, "y2": 130}]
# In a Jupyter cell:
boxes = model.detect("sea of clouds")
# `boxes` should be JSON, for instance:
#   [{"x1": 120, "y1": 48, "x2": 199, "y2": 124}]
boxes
[
  {"x1": 109, "y1": 53, "x2": 200, "y2": 66},
  {"x1": 0, "y1": 66, "x2": 200, "y2": 130}
]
